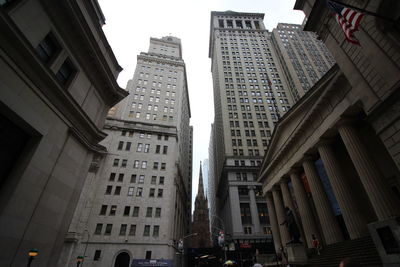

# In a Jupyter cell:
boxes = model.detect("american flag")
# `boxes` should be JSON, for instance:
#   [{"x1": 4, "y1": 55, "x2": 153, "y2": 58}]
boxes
[{"x1": 327, "y1": 1, "x2": 364, "y2": 45}]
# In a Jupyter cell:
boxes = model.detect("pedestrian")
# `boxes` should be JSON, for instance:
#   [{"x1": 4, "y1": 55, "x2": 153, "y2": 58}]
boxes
[
  {"x1": 311, "y1": 234, "x2": 321, "y2": 255},
  {"x1": 339, "y1": 258, "x2": 362, "y2": 267}
]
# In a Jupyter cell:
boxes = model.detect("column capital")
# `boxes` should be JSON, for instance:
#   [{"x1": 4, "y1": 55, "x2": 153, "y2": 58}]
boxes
[
  {"x1": 279, "y1": 176, "x2": 290, "y2": 184},
  {"x1": 301, "y1": 153, "x2": 317, "y2": 164},
  {"x1": 288, "y1": 167, "x2": 302, "y2": 176}
]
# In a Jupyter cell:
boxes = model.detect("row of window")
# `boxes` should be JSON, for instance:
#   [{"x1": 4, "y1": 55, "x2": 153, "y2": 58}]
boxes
[
  {"x1": 100, "y1": 205, "x2": 162, "y2": 218},
  {"x1": 105, "y1": 185, "x2": 164, "y2": 198},
  {"x1": 131, "y1": 103, "x2": 176, "y2": 113},
  {"x1": 112, "y1": 159, "x2": 167, "y2": 170},
  {"x1": 234, "y1": 160, "x2": 262, "y2": 166},
  {"x1": 94, "y1": 223, "x2": 160, "y2": 237},
  {"x1": 128, "y1": 111, "x2": 174, "y2": 121},
  {"x1": 109, "y1": 173, "x2": 165, "y2": 185},
  {"x1": 117, "y1": 141, "x2": 168, "y2": 154},
  {"x1": 233, "y1": 148, "x2": 265, "y2": 156}
]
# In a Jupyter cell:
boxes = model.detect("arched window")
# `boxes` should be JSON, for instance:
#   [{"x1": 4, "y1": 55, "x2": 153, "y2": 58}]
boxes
[{"x1": 114, "y1": 252, "x2": 130, "y2": 267}]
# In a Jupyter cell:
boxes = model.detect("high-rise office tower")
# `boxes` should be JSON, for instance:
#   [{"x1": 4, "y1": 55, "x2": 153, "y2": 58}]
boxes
[
  {"x1": 208, "y1": 11, "x2": 297, "y2": 260},
  {"x1": 271, "y1": 23, "x2": 335, "y2": 101},
  {"x1": 59, "y1": 36, "x2": 192, "y2": 267}
]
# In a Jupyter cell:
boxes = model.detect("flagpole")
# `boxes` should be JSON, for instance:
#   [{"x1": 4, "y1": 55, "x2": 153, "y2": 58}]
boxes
[{"x1": 328, "y1": 0, "x2": 397, "y2": 23}]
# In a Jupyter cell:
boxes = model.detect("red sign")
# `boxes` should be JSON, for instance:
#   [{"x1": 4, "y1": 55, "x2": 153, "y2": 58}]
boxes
[{"x1": 240, "y1": 243, "x2": 252, "y2": 249}]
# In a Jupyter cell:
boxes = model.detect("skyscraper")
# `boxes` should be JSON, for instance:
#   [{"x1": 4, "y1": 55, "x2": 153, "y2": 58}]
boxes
[
  {"x1": 271, "y1": 23, "x2": 335, "y2": 101},
  {"x1": 59, "y1": 36, "x2": 192, "y2": 267},
  {"x1": 208, "y1": 11, "x2": 296, "y2": 261}
]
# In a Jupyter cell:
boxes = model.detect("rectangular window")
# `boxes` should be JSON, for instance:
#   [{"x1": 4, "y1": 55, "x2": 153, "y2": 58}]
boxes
[
  {"x1": 153, "y1": 162, "x2": 159, "y2": 170},
  {"x1": 119, "y1": 224, "x2": 127, "y2": 235},
  {"x1": 126, "y1": 142, "x2": 131, "y2": 151},
  {"x1": 114, "y1": 186, "x2": 121, "y2": 195},
  {"x1": 240, "y1": 203, "x2": 252, "y2": 224},
  {"x1": 141, "y1": 161, "x2": 147, "y2": 169},
  {"x1": 146, "y1": 207, "x2": 153, "y2": 217},
  {"x1": 56, "y1": 58, "x2": 76, "y2": 85},
  {"x1": 99, "y1": 205, "x2": 107, "y2": 215},
  {"x1": 162, "y1": 146, "x2": 168, "y2": 154},
  {"x1": 146, "y1": 251, "x2": 152, "y2": 260},
  {"x1": 128, "y1": 187, "x2": 134, "y2": 196},
  {"x1": 161, "y1": 163, "x2": 166, "y2": 170},
  {"x1": 149, "y1": 188, "x2": 155, "y2": 197},
  {"x1": 137, "y1": 143, "x2": 143, "y2": 152},
  {"x1": 136, "y1": 187, "x2": 143, "y2": 197},
  {"x1": 151, "y1": 176, "x2": 157, "y2": 185},
  {"x1": 105, "y1": 224, "x2": 112, "y2": 235},
  {"x1": 155, "y1": 145, "x2": 161, "y2": 153},
  {"x1": 121, "y1": 159, "x2": 127, "y2": 168},
  {"x1": 35, "y1": 33, "x2": 60, "y2": 63},
  {"x1": 132, "y1": 206, "x2": 140, "y2": 217},
  {"x1": 109, "y1": 173, "x2": 116, "y2": 181},
  {"x1": 117, "y1": 141, "x2": 123, "y2": 150},
  {"x1": 113, "y1": 159, "x2": 119, "y2": 166},
  {"x1": 134, "y1": 160, "x2": 140, "y2": 168},
  {"x1": 109, "y1": 205, "x2": 117, "y2": 216},
  {"x1": 144, "y1": 144, "x2": 150, "y2": 153},
  {"x1": 155, "y1": 207, "x2": 161, "y2": 217},
  {"x1": 105, "y1": 185, "x2": 112, "y2": 195},
  {"x1": 138, "y1": 175, "x2": 145, "y2": 183},
  {"x1": 94, "y1": 224, "x2": 103, "y2": 235},
  {"x1": 118, "y1": 173, "x2": 124, "y2": 182},
  {"x1": 131, "y1": 174, "x2": 137, "y2": 183},
  {"x1": 123, "y1": 206, "x2": 130, "y2": 216},
  {"x1": 94, "y1": 250, "x2": 101, "y2": 261},
  {"x1": 129, "y1": 225, "x2": 136, "y2": 236},
  {"x1": 143, "y1": 225, "x2": 150, "y2": 236},
  {"x1": 153, "y1": 225, "x2": 160, "y2": 237},
  {"x1": 157, "y1": 189, "x2": 163, "y2": 198}
]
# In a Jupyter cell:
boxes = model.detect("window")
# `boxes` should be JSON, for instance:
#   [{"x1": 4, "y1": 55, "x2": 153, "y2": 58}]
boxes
[
  {"x1": 162, "y1": 146, "x2": 168, "y2": 154},
  {"x1": 100, "y1": 205, "x2": 107, "y2": 215},
  {"x1": 138, "y1": 175, "x2": 145, "y2": 183},
  {"x1": 94, "y1": 250, "x2": 101, "y2": 261},
  {"x1": 257, "y1": 203, "x2": 269, "y2": 224},
  {"x1": 126, "y1": 142, "x2": 131, "y2": 151},
  {"x1": 157, "y1": 189, "x2": 163, "y2": 198},
  {"x1": 161, "y1": 163, "x2": 166, "y2": 170},
  {"x1": 105, "y1": 224, "x2": 112, "y2": 235},
  {"x1": 131, "y1": 174, "x2": 137, "y2": 183},
  {"x1": 146, "y1": 207, "x2": 153, "y2": 217},
  {"x1": 35, "y1": 33, "x2": 60, "y2": 63},
  {"x1": 123, "y1": 206, "x2": 130, "y2": 216},
  {"x1": 136, "y1": 187, "x2": 143, "y2": 197},
  {"x1": 114, "y1": 186, "x2": 121, "y2": 195},
  {"x1": 128, "y1": 187, "x2": 134, "y2": 196},
  {"x1": 121, "y1": 159, "x2": 127, "y2": 168},
  {"x1": 244, "y1": 226, "x2": 252, "y2": 234},
  {"x1": 117, "y1": 141, "x2": 123, "y2": 150},
  {"x1": 240, "y1": 203, "x2": 252, "y2": 224},
  {"x1": 129, "y1": 225, "x2": 136, "y2": 236},
  {"x1": 117, "y1": 173, "x2": 124, "y2": 182},
  {"x1": 151, "y1": 176, "x2": 157, "y2": 185},
  {"x1": 105, "y1": 185, "x2": 112, "y2": 195},
  {"x1": 109, "y1": 205, "x2": 117, "y2": 216},
  {"x1": 153, "y1": 162, "x2": 159, "y2": 170},
  {"x1": 134, "y1": 160, "x2": 140, "y2": 168},
  {"x1": 119, "y1": 224, "x2": 127, "y2": 235},
  {"x1": 155, "y1": 145, "x2": 161, "y2": 153},
  {"x1": 113, "y1": 159, "x2": 119, "y2": 166},
  {"x1": 137, "y1": 143, "x2": 143, "y2": 152},
  {"x1": 144, "y1": 144, "x2": 150, "y2": 153},
  {"x1": 56, "y1": 59, "x2": 76, "y2": 85},
  {"x1": 149, "y1": 188, "x2": 155, "y2": 197},
  {"x1": 143, "y1": 225, "x2": 150, "y2": 236},
  {"x1": 153, "y1": 225, "x2": 160, "y2": 237},
  {"x1": 94, "y1": 224, "x2": 103, "y2": 235},
  {"x1": 109, "y1": 173, "x2": 116, "y2": 181},
  {"x1": 132, "y1": 206, "x2": 140, "y2": 217},
  {"x1": 155, "y1": 208, "x2": 161, "y2": 217},
  {"x1": 141, "y1": 161, "x2": 147, "y2": 169},
  {"x1": 159, "y1": 176, "x2": 165, "y2": 185},
  {"x1": 145, "y1": 251, "x2": 152, "y2": 260}
]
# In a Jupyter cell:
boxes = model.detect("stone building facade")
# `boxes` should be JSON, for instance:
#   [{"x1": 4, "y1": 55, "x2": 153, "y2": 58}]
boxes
[
  {"x1": 0, "y1": 1, "x2": 126, "y2": 266},
  {"x1": 58, "y1": 36, "x2": 193, "y2": 267},
  {"x1": 259, "y1": 0, "x2": 400, "y2": 265}
]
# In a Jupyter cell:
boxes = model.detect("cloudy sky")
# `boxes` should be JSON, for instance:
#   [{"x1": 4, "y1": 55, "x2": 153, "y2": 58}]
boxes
[{"x1": 98, "y1": 0, "x2": 304, "y2": 208}]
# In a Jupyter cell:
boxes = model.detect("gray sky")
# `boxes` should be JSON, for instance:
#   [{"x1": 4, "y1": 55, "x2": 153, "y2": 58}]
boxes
[{"x1": 98, "y1": 0, "x2": 304, "y2": 209}]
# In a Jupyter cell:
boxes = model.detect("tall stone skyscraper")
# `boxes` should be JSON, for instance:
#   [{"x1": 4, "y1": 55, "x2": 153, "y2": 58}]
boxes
[
  {"x1": 271, "y1": 23, "x2": 335, "y2": 101},
  {"x1": 190, "y1": 163, "x2": 212, "y2": 248},
  {"x1": 208, "y1": 11, "x2": 295, "y2": 260},
  {"x1": 59, "y1": 36, "x2": 192, "y2": 267}
]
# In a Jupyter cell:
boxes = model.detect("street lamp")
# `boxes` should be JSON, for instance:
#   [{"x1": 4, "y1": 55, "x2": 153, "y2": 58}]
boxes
[
  {"x1": 27, "y1": 249, "x2": 38, "y2": 267},
  {"x1": 76, "y1": 256, "x2": 84, "y2": 267}
]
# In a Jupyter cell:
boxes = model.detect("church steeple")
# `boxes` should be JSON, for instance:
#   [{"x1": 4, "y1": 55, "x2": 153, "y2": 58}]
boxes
[{"x1": 197, "y1": 161, "x2": 204, "y2": 197}]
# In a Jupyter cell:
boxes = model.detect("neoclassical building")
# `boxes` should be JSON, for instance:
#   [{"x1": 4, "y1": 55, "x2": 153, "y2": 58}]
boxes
[{"x1": 259, "y1": 0, "x2": 400, "y2": 265}]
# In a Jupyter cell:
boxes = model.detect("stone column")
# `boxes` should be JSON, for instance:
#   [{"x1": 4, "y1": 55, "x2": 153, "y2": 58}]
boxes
[
  {"x1": 318, "y1": 142, "x2": 368, "y2": 239},
  {"x1": 303, "y1": 158, "x2": 344, "y2": 244},
  {"x1": 272, "y1": 187, "x2": 290, "y2": 244},
  {"x1": 338, "y1": 123, "x2": 400, "y2": 220},
  {"x1": 266, "y1": 192, "x2": 282, "y2": 253},
  {"x1": 280, "y1": 179, "x2": 307, "y2": 244},
  {"x1": 290, "y1": 170, "x2": 320, "y2": 247},
  {"x1": 229, "y1": 186, "x2": 243, "y2": 235},
  {"x1": 248, "y1": 186, "x2": 261, "y2": 234}
]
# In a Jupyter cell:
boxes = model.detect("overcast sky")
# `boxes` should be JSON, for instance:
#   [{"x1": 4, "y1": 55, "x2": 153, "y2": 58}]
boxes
[{"x1": 98, "y1": 0, "x2": 305, "y2": 209}]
